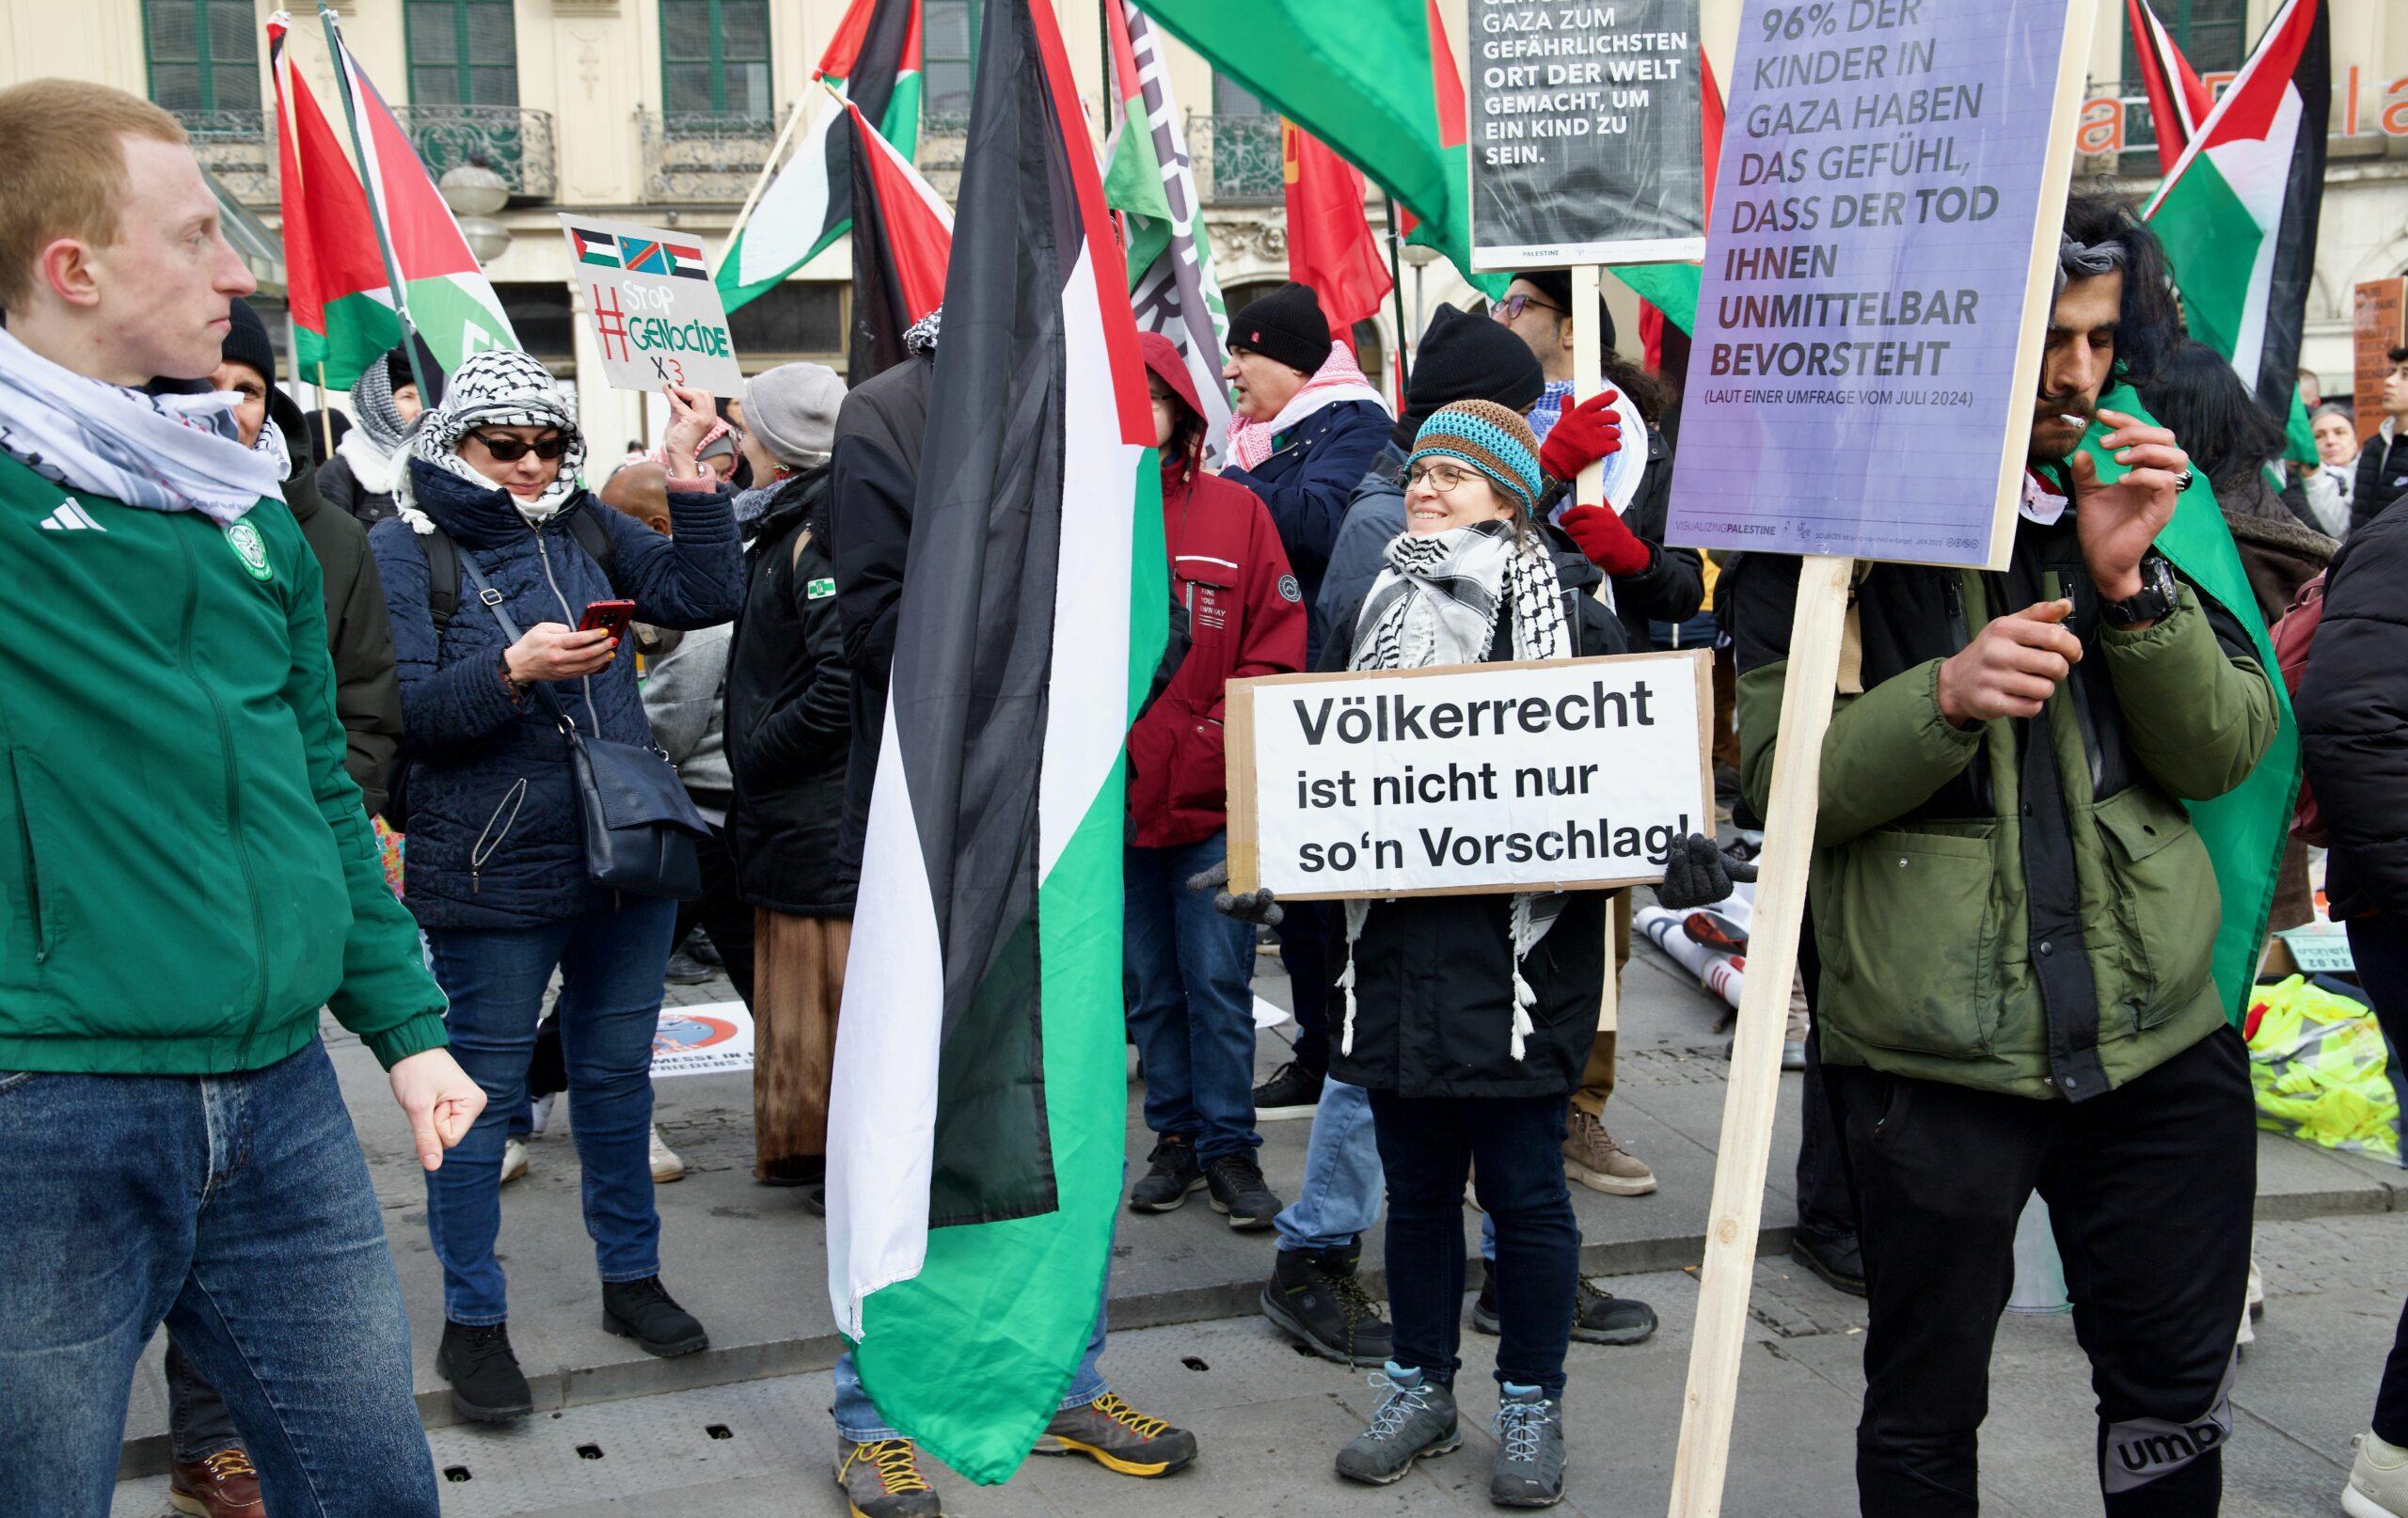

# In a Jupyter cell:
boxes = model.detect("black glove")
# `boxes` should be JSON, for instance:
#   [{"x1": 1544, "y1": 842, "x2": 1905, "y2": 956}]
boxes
[
  {"x1": 1186, "y1": 860, "x2": 1283, "y2": 927},
  {"x1": 1655, "y1": 832, "x2": 1757, "y2": 910}
]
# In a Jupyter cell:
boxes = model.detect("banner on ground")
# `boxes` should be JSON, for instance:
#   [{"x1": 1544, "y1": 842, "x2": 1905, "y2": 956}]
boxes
[
  {"x1": 561, "y1": 215, "x2": 744, "y2": 393},
  {"x1": 1468, "y1": 0, "x2": 1706, "y2": 267},
  {"x1": 1226, "y1": 652, "x2": 1711, "y2": 900},
  {"x1": 1665, "y1": 0, "x2": 2092, "y2": 570}
]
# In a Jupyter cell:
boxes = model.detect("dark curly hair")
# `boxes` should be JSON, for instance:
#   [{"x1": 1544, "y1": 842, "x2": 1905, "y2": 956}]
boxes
[
  {"x1": 2138, "y1": 340, "x2": 2288, "y2": 497},
  {"x1": 2060, "y1": 185, "x2": 2181, "y2": 391}
]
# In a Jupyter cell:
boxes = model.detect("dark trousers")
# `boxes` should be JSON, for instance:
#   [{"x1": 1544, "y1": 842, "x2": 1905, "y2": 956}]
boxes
[
  {"x1": 2347, "y1": 915, "x2": 2408, "y2": 1446},
  {"x1": 1797, "y1": 1020, "x2": 1860, "y2": 1244},
  {"x1": 673, "y1": 827, "x2": 758, "y2": 1009},
  {"x1": 1828, "y1": 1028, "x2": 2255, "y2": 1517},
  {"x1": 164, "y1": 1339, "x2": 239, "y2": 1463},
  {"x1": 1368, "y1": 1090, "x2": 1578, "y2": 1396},
  {"x1": 1278, "y1": 900, "x2": 1333, "y2": 1076}
]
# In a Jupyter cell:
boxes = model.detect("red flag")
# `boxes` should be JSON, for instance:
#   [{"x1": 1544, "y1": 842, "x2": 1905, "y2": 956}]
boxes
[
  {"x1": 1282, "y1": 120, "x2": 1392, "y2": 337},
  {"x1": 269, "y1": 16, "x2": 402, "y2": 387},
  {"x1": 844, "y1": 97, "x2": 955, "y2": 382},
  {"x1": 1640, "y1": 47, "x2": 1725, "y2": 374},
  {"x1": 2128, "y1": 0, "x2": 2216, "y2": 177}
]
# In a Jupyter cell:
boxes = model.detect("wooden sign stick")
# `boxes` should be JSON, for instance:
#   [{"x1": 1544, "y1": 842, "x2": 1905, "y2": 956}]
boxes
[
  {"x1": 1666, "y1": 551, "x2": 1852, "y2": 1517},
  {"x1": 1568, "y1": 263, "x2": 1620, "y2": 1034}
]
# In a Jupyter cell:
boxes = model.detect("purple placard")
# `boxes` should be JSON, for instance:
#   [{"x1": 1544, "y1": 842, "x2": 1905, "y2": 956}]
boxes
[{"x1": 1665, "y1": 0, "x2": 2077, "y2": 567}]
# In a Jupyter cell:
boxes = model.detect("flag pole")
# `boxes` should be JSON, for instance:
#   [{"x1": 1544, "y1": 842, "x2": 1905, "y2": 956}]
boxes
[
  {"x1": 316, "y1": 1, "x2": 433, "y2": 404},
  {"x1": 315, "y1": 361, "x2": 336, "y2": 461},
  {"x1": 716, "y1": 87, "x2": 826, "y2": 281},
  {"x1": 1384, "y1": 199, "x2": 1412, "y2": 394}
]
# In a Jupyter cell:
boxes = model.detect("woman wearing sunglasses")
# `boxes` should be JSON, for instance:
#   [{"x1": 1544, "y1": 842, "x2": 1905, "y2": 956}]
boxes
[{"x1": 367, "y1": 350, "x2": 745, "y2": 1426}]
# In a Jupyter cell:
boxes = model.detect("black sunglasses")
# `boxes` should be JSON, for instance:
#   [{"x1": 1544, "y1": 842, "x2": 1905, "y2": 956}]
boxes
[{"x1": 467, "y1": 431, "x2": 570, "y2": 463}]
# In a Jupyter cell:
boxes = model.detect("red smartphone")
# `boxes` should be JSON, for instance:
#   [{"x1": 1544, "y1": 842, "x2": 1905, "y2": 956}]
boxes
[{"x1": 578, "y1": 599, "x2": 637, "y2": 639}]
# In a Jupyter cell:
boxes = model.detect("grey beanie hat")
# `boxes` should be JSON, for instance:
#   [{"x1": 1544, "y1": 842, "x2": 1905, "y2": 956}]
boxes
[{"x1": 743, "y1": 361, "x2": 847, "y2": 466}]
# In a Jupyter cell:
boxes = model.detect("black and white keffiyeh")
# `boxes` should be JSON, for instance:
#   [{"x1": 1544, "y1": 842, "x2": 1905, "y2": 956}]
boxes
[
  {"x1": 398, "y1": 349, "x2": 584, "y2": 530},
  {"x1": 1339, "y1": 518, "x2": 1574, "y2": 1064}
]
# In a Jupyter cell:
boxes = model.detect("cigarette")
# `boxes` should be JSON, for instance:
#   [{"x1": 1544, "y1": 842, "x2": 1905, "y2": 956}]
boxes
[{"x1": 2060, "y1": 414, "x2": 2087, "y2": 429}]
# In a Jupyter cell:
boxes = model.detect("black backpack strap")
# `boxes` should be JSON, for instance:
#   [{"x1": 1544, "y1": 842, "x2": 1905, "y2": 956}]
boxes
[
  {"x1": 565, "y1": 505, "x2": 618, "y2": 589},
  {"x1": 423, "y1": 527, "x2": 461, "y2": 633}
]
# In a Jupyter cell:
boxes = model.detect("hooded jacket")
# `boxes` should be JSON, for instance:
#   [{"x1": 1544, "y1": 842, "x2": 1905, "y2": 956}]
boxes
[
  {"x1": 370, "y1": 460, "x2": 744, "y2": 930},
  {"x1": 1127, "y1": 335, "x2": 1306, "y2": 849}
]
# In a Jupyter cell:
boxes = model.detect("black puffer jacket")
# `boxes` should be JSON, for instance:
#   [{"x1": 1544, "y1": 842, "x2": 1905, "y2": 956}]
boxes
[
  {"x1": 725, "y1": 468, "x2": 855, "y2": 916},
  {"x1": 1322, "y1": 530, "x2": 1631, "y2": 1099},
  {"x1": 2353, "y1": 425, "x2": 2408, "y2": 533},
  {"x1": 2297, "y1": 503, "x2": 2408, "y2": 921}
]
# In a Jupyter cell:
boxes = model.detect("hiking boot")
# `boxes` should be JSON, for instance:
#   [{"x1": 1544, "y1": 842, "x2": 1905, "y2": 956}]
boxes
[
  {"x1": 2350, "y1": 1432, "x2": 2408, "y2": 1518},
  {"x1": 601, "y1": 1275, "x2": 708, "y2": 1357},
  {"x1": 1204, "y1": 1150, "x2": 1282, "y2": 1230},
  {"x1": 166, "y1": 1447, "x2": 262, "y2": 1517},
  {"x1": 1033, "y1": 1393, "x2": 1198, "y2": 1477},
  {"x1": 1335, "y1": 1363, "x2": 1460, "y2": 1485},
  {"x1": 1490, "y1": 1384, "x2": 1568, "y2": 1508},
  {"x1": 436, "y1": 1320, "x2": 531, "y2": 1424},
  {"x1": 1252, "y1": 1058, "x2": 1324, "y2": 1120},
  {"x1": 1469, "y1": 1265, "x2": 1658, "y2": 1347},
  {"x1": 1791, "y1": 1230, "x2": 1868, "y2": 1298},
  {"x1": 1128, "y1": 1134, "x2": 1205, "y2": 1212},
  {"x1": 1562, "y1": 1111, "x2": 1656, "y2": 1196},
  {"x1": 649, "y1": 1124, "x2": 686, "y2": 1183},
  {"x1": 1261, "y1": 1239, "x2": 1392, "y2": 1366},
  {"x1": 833, "y1": 1436, "x2": 944, "y2": 1518}
]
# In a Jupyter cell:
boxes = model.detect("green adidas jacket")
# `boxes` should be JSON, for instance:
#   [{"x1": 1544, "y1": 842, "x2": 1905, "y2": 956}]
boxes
[{"x1": 0, "y1": 451, "x2": 447, "y2": 1075}]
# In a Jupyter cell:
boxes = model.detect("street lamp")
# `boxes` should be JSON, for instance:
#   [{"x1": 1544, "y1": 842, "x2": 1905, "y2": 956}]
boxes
[{"x1": 437, "y1": 159, "x2": 511, "y2": 264}]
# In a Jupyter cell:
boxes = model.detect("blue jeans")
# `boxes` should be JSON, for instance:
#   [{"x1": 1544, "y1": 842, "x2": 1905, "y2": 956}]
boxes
[
  {"x1": 423, "y1": 896, "x2": 679, "y2": 1324},
  {"x1": 1124, "y1": 832, "x2": 1260, "y2": 1162},
  {"x1": 1274, "y1": 1077, "x2": 1384, "y2": 1252},
  {"x1": 831, "y1": 1276, "x2": 1112, "y2": 1443},
  {"x1": 0, "y1": 1044, "x2": 436, "y2": 1517}
]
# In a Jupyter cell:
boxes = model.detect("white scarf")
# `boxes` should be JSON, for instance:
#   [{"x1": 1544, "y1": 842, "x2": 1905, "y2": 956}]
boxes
[
  {"x1": 336, "y1": 423, "x2": 404, "y2": 497},
  {"x1": 1227, "y1": 341, "x2": 1389, "y2": 472},
  {"x1": 1340, "y1": 519, "x2": 1572, "y2": 1064},
  {"x1": 0, "y1": 324, "x2": 283, "y2": 524}
]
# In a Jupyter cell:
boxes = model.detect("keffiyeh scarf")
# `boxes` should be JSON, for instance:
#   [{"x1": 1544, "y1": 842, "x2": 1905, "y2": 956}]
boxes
[
  {"x1": 1227, "y1": 341, "x2": 1390, "y2": 472},
  {"x1": 397, "y1": 349, "x2": 584, "y2": 530},
  {"x1": 0, "y1": 324, "x2": 283, "y2": 524},
  {"x1": 1340, "y1": 518, "x2": 1573, "y2": 1064}
]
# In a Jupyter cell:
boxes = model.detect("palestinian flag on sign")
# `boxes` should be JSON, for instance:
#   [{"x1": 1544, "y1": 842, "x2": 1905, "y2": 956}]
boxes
[
  {"x1": 844, "y1": 101, "x2": 955, "y2": 385},
  {"x1": 1102, "y1": 0, "x2": 1233, "y2": 465},
  {"x1": 2128, "y1": 0, "x2": 2216, "y2": 178},
  {"x1": 718, "y1": 0, "x2": 922, "y2": 312},
  {"x1": 823, "y1": 0, "x2": 1165, "y2": 1483},
  {"x1": 270, "y1": 15, "x2": 400, "y2": 390},
  {"x1": 2145, "y1": 0, "x2": 2328, "y2": 465},
  {"x1": 317, "y1": 11, "x2": 518, "y2": 378}
]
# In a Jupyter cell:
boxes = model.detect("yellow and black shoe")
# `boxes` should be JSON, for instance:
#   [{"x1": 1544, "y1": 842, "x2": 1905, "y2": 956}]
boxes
[
  {"x1": 833, "y1": 1436, "x2": 943, "y2": 1518},
  {"x1": 1032, "y1": 1393, "x2": 1199, "y2": 1477}
]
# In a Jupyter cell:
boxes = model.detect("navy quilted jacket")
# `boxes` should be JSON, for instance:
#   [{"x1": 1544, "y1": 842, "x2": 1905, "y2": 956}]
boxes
[
  {"x1": 370, "y1": 461, "x2": 745, "y2": 930},
  {"x1": 1219, "y1": 398, "x2": 1390, "y2": 665}
]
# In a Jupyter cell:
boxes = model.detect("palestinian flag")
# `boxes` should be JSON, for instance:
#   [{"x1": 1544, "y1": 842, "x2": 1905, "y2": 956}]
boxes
[
  {"x1": 717, "y1": 0, "x2": 922, "y2": 312},
  {"x1": 844, "y1": 102, "x2": 955, "y2": 385},
  {"x1": 2145, "y1": 0, "x2": 2327, "y2": 465},
  {"x1": 2086, "y1": 388, "x2": 2297, "y2": 1022},
  {"x1": 823, "y1": 0, "x2": 1166, "y2": 1484},
  {"x1": 318, "y1": 11, "x2": 517, "y2": 378},
  {"x1": 2128, "y1": 0, "x2": 2215, "y2": 177},
  {"x1": 1135, "y1": 0, "x2": 1503, "y2": 300},
  {"x1": 1103, "y1": 0, "x2": 1233, "y2": 464},
  {"x1": 270, "y1": 15, "x2": 398, "y2": 390}
]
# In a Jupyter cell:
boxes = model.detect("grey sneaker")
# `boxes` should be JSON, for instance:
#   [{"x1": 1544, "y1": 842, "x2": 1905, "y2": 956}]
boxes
[
  {"x1": 2347, "y1": 1431, "x2": 2408, "y2": 1518},
  {"x1": 1490, "y1": 1385, "x2": 1567, "y2": 1508},
  {"x1": 832, "y1": 1436, "x2": 943, "y2": 1518},
  {"x1": 1336, "y1": 1363, "x2": 1461, "y2": 1485},
  {"x1": 1032, "y1": 1394, "x2": 1197, "y2": 1477}
]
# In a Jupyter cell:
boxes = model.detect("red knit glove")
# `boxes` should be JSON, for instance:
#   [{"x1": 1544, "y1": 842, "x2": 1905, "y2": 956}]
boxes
[
  {"x1": 1538, "y1": 389, "x2": 1624, "y2": 483},
  {"x1": 1558, "y1": 504, "x2": 1652, "y2": 577}
]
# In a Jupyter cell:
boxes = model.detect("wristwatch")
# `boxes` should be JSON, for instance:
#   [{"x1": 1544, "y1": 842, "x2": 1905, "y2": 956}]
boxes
[{"x1": 2101, "y1": 555, "x2": 2179, "y2": 627}]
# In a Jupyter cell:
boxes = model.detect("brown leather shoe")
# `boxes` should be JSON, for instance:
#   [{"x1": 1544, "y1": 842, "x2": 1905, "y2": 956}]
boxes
[{"x1": 167, "y1": 1447, "x2": 264, "y2": 1517}]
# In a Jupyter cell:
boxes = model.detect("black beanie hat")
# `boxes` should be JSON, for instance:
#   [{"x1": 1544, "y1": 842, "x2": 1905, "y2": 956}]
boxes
[
  {"x1": 1512, "y1": 268, "x2": 1614, "y2": 355},
  {"x1": 384, "y1": 344, "x2": 417, "y2": 394},
  {"x1": 1394, "y1": 303, "x2": 1545, "y2": 447},
  {"x1": 1228, "y1": 281, "x2": 1331, "y2": 375},
  {"x1": 221, "y1": 297, "x2": 276, "y2": 383}
]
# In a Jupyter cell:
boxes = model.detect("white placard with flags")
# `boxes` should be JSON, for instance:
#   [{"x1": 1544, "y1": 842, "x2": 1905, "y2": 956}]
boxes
[{"x1": 558, "y1": 214, "x2": 745, "y2": 393}]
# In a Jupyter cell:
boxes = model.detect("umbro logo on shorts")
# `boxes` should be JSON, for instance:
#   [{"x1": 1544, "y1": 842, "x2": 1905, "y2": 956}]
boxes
[{"x1": 38, "y1": 499, "x2": 106, "y2": 533}]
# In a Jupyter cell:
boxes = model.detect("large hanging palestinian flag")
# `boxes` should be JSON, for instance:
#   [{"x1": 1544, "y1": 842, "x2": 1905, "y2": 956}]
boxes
[
  {"x1": 823, "y1": 0, "x2": 1166, "y2": 1485},
  {"x1": 2145, "y1": 0, "x2": 2328, "y2": 464},
  {"x1": 844, "y1": 100, "x2": 954, "y2": 385},
  {"x1": 717, "y1": 0, "x2": 922, "y2": 312}
]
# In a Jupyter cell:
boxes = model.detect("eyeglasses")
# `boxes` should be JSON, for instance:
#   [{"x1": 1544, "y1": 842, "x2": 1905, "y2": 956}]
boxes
[
  {"x1": 467, "y1": 431, "x2": 571, "y2": 463},
  {"x1": 1491, "y1": 293, "x2": 1563, "y2": 323},
  {"x1": 1405, "y1": 461, "x2": 1481, "y2": 493}
]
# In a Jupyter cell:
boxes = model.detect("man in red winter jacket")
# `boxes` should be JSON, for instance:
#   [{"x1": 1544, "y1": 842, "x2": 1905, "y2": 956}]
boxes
[{"x1": 1124, "y1": 332, "x2": 1306, "y2": 1230}]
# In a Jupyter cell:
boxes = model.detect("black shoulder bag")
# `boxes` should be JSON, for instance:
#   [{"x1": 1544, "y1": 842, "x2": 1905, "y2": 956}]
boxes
[{"x1": 455, "y1": 550, "x2": 711, "y2": 900}]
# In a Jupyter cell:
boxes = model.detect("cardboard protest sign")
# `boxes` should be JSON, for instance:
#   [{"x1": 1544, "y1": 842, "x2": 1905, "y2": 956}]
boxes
[
  {"x1": 559, "y1": 213, "x2": 745, "y2": 392},
  {"x1": 1664, "y1": 0, "x2": 2094, "y2": 570},
  {"x1": 2354, "y1": 277, "x2": 2404, "y2": 440},
  {"x1": 1468, "y1": 0, "x2": 1708, "y2": 267},
  {"x1": 1226, "y1": 652, "x2": 1712, "y2": 901}
]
